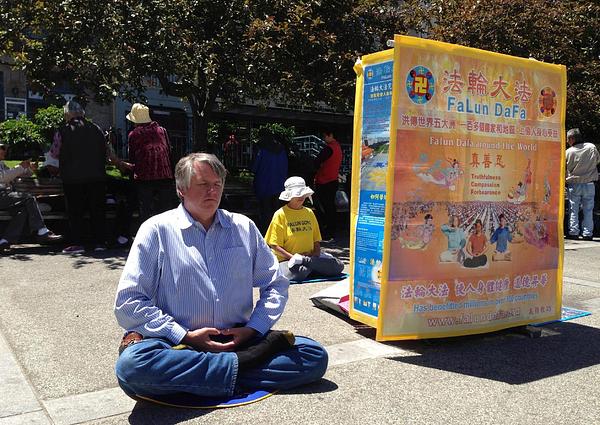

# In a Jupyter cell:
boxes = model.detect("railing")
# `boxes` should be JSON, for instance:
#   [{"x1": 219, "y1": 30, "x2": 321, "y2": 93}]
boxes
[
  {"x1": 291, "y1": 135, "x2": 351, "y2": 175},
  {"x1": 291, "y1": 135, "x2": 327, "y2": 158}
]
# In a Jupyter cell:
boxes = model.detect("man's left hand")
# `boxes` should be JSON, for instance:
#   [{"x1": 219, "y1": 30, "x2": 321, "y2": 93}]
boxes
[{"x1": 220, "y1": 327, "x2": 257, "y2": 348}]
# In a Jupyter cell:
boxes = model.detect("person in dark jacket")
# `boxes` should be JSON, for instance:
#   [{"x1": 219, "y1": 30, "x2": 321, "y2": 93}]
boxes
[
  {"x1": 251, "y1": 131, "x2": 288, "y2": 233},
  {"x1": 51, "y1": 100, "x2": 107, "y2": 254}
]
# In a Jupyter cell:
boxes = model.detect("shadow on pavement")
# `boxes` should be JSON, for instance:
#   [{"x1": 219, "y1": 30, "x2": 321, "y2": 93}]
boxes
[
  {"x1": 385, "y1": 321, "x2": 600, "y2": 384},
  {"x1": 128, "y1": 402, "x2": 210, "y2": 425},
  {"x1": 126, "y1": 379, "x2": 337, "y2": 424},
  {"x1": 280, "y1": 378, "x2": 338, "y2": 395}
]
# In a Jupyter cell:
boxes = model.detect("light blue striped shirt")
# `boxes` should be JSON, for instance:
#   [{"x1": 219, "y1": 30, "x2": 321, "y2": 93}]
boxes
[{"x1": 114, "y1": 204, "x2": 289, "y2": 344}]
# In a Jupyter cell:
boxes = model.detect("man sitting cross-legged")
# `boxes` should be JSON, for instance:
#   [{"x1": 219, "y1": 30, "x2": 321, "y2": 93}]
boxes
[{"x1": 114, "y1": 153, "x2": 328, "y2": 400}]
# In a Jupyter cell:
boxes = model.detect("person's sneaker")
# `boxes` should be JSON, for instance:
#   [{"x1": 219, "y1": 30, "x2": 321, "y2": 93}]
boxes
[
  {"x1": 116, "y1": 236, "x2": 129, "y2": 246},
  {"x1": 582, "y1": 236, "x2": 594, "y2": 241},
  {"x1": 565, "y1": 234, "x2": 579, "y2": 240},
  {"x1": 62, "y1": 245, "x2": 85, "y2": 254},
  {"x1": 37, "y1": 231, "x2": 63, "y2": 244},
  {"x1": 93, "y1": 244, "x2": 108, "y2": 252},
  {"x1": 0, "y1": 241, "x2": 11, "y2": 254}
]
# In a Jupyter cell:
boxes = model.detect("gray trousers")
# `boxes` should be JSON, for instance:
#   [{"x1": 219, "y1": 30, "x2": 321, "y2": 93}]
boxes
[
  {"x1": 279, "y1": 255, "x2": 344, "y2": 281},
  {"x1": 0, "y1": 190, "x2": 45, "y2": 243}
]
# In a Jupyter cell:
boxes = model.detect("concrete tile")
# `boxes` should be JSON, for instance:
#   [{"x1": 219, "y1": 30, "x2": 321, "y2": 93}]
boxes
[
  {"x1": 0, "y1": 411, "x2": 50, "y2": 425},
  {"x1": 43, "y1": 387, "x2": 135, "y2": 425},
  {"x1": 0, "y1": 335, "x2": 41, "y2": 418},
  {"x1": 581, "y1": 297, "x2": 600, "y2": 312}
]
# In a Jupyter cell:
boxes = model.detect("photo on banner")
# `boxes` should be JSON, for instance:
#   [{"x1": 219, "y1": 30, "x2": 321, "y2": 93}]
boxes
[{"x1": 375, "y1": 35, "x2": 566, "y2": 340}]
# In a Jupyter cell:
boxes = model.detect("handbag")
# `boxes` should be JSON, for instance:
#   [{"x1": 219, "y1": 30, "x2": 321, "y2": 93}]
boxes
[{"x1": 335, "y1": 189, "x2": 349, "y2": 211}]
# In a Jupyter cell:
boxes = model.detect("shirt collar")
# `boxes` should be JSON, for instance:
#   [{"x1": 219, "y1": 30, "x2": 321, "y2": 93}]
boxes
[{"x1": 175, "y1": 204, "x2": 233, "y2": 230}]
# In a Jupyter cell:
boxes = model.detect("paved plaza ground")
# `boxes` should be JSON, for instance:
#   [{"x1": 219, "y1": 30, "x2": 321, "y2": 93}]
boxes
[{"x1": 1, "y1": 236, "x2": 599, "y2": 424}]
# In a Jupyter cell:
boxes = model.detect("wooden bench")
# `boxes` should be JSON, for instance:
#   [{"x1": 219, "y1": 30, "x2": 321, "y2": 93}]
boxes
[
  {"x1": 0, "y1": 177, "x2": 66, "y2": 221},
  {"x1": 11, "y1": 177, "x2": 64, "y2": 197}
]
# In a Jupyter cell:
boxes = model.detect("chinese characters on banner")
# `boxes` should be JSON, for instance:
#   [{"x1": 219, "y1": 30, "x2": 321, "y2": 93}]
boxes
[{"x1": 350, "y1": 36, "x2": 566, "y2": 340}]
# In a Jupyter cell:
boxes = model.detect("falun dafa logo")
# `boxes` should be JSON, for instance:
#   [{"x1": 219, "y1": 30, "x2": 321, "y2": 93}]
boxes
[
  {"x1": 406, "y1": 65, "x2": 435, "y2": 105},
  {"x1": 538, "y1": 86, "x2": 557, "y2": 117}
]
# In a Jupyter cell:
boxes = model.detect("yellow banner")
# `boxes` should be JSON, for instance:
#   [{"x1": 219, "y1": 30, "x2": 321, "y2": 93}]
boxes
[{"x1": 375, "y1": 35, "x2": 566, "y2": 340}]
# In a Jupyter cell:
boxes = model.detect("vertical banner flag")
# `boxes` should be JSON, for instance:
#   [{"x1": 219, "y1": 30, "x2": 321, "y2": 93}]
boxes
[
  {"x1": 350, "y1": 50, "x2": 394, "y2": 328},
  {"x1": 351, "y1": 36, "x2": 567, "y2": 341}
]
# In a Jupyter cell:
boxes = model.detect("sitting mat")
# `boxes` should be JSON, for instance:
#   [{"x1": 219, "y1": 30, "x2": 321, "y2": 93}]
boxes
[
  {"x1": 134, "y1": 389, "x2": 276, "y2": 409},
  {"x1": 290, "y1": 273, "x2": 349, "y2": 284},
  {"x1": 531, "y1": 306, "x2": 592, "y2": 327}
]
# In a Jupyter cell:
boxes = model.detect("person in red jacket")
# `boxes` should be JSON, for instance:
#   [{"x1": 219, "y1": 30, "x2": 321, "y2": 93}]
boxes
[
  {"x1": 314, "y1": 131, "x2": 342, "y2": 242},
  {"x1": 126, "y1": 103, "x2": 176, "y2": 223}
]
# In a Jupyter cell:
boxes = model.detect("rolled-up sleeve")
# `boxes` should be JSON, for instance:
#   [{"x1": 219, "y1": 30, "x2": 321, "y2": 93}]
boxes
[
  {"x1": 246, "y1": 221, "x2": 289, "y2": 334},
  {"x1": 114, "y1": 221, "x2": 188, "y2": 343}
]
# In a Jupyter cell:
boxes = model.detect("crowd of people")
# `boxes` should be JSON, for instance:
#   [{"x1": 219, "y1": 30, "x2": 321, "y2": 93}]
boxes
[
  {"x1": 0, "y1": 101, "x2": 178, "y2": 255},
  {"x1": 1, "y1": 100, "x2": 346, "y2": 258}
]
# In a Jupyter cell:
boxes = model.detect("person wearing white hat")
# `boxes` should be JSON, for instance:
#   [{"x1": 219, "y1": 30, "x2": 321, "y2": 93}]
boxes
[
  {"x1": 265, "y1": 176, "x2": 344, "y2": 281},
  {"x1": 126, "y1": 102, "x2": 176, "y2": 222}
]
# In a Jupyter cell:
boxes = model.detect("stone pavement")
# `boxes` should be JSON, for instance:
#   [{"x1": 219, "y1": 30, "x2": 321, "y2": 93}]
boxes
[{"x1": 1, "y1": 237, "x2": 600, "y2": 424}]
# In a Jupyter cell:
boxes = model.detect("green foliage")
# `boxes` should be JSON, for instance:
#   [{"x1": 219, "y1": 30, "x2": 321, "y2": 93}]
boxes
[
  {"x1": 0, "y1": 0, "x2": 411, "y2": 149},
  {"x1": 0, "y1": 116, "x2": 45, "y2": 159},
  {"x1": 207, "y1": 121, "x2": 241, "y2": 145},
  {"x1": 236, "y1": 168, "x2": 254, "y2": 184},
  {"x1": 408, "y1": 0, "x2": 600, "y2": 137},
  {"x1": 33, "y1": 105, "x2": 64, "y2": 143},
  {"x1": 250, "y1": 123, "x2": 296, "y2": 147}
]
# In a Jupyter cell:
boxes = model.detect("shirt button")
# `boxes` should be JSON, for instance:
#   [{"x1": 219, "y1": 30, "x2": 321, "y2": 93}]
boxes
[{"x1": 216, "y1": 298, "x2": 220, "y2": 302}]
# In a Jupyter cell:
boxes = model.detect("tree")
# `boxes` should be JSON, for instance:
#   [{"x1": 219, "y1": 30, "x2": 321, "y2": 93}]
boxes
[
  {"x1": 0, "y1": 116, "x2": 45, "y2": 158},
  {"x1": 1, "y1": 0, "x2": 412, "y2": 151},
  {"x1": 33, "y1": 105, "x2": 64, "y2": 143},
  {"x1": 408, "y1": 0, "x2": 600, "y2": 138}
]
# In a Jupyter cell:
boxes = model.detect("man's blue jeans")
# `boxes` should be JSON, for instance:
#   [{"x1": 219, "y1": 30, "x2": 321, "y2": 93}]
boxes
[
  {"x1": 567, "y1": 182, "x2": 596, "y2": 237},
  {"x1": 115, "y1": 335, "x2": 328, "y2": 398}
]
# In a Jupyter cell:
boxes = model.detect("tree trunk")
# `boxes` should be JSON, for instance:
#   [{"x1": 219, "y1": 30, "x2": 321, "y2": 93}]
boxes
[
  {"x1": 192, "y1": 108, "x2": 210, "y2": 153},
  {"x1": 190, "y1": 88, "x2": 218, "y2": 153}
]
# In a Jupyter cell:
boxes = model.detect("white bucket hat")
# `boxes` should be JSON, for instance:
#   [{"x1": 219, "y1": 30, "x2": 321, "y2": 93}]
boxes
[
  {"x1": 279, "y1": 176, "x2": 314, "y2": 201},
  {"x1": 126, "y1": 103, "x2": 152, "y2": 124}
]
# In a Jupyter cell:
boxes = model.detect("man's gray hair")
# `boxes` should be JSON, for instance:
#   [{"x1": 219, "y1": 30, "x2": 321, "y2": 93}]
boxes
[
  {"x1": 175, "y1": 153, "x2": 227, "y2": 198},
  {"x1": 63, "y1": 100, "x2": 85, "y2": 116},
  {"x1": 566, "y1": 128, "x2": 582, "y2": 143}
]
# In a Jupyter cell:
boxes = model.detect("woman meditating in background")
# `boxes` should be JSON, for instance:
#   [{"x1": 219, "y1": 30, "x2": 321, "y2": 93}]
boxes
[{"x1": 265, "y1": 176, "x2": 344, "y2": 282}]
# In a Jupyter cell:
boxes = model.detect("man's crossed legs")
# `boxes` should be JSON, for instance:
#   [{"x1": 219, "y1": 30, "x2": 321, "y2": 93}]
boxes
[{"x1": 115, "y1": 334, "x2": 328, "y2": 398}]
